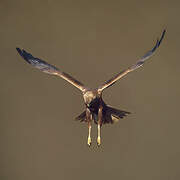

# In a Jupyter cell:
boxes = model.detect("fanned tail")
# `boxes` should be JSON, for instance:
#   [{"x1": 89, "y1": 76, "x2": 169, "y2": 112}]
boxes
[
  {"x1": 103, "y1": 106, "x2": 130, "y2": 124},
  {"x1": 75, "y1": 106, "x2": 130, "y2": 124}
]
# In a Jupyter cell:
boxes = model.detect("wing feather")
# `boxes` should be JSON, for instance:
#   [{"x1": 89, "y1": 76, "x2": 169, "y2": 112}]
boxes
[
  {"x1": 98, "y1": 30, "x2": 166, "y2": 92},
  {"x1": 16, "y1": 48, "x2": 86, "y2": 92}
]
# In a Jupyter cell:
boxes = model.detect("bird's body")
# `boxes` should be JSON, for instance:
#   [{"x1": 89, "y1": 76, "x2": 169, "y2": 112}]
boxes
[
  {"x1": 79, "y1": 89, "x2": 130, "y2": 124},
  {"x1": 16, "y1": 30, "x2": 166, "y2": 146}
]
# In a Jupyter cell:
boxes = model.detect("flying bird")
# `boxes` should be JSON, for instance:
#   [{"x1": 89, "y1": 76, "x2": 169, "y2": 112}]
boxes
[{"x1": 16, "y1": 30, "x2": 166, "y2": 146}]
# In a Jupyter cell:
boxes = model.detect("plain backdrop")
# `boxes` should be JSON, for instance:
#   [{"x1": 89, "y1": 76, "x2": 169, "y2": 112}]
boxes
[{"x1": 1, "y1": 0, "x2": 180, "y2": 179}]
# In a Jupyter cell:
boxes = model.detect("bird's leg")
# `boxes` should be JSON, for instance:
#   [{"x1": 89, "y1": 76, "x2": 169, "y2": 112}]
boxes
[
  {"x1": 97, "y1": 105, "x2": 103, "y2": 146},
  {"x1": 88, "y1": 121, "x2": 92, "y2": 146},
  {"x1": 86, "y1": 108, "x2": 92, "y2": 146}
]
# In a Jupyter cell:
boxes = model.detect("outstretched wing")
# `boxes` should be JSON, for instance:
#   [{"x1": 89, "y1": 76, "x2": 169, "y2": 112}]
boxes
[
  {"x1": 98, "y1": 30, "x2": 166, "y2": 92},
  {"x1": 16, "y1": 48, "x2": 86, "y2": 92}
]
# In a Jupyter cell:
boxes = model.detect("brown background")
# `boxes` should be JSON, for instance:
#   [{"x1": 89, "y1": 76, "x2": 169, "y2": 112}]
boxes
[{"x1": 1, "y1": 0, "x2": 180, "y2": 179}]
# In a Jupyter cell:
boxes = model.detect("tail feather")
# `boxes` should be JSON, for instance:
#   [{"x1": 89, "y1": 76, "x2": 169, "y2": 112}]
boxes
[
  {"x1": 75, "y1": 106, "x2": 130, "y2": 124},
  {"x1": 104, "y1": 106, "x2": 130, "y2": 124},
  {"x1": 75, "y1": 111, "x2": 86, "y2": 122}
]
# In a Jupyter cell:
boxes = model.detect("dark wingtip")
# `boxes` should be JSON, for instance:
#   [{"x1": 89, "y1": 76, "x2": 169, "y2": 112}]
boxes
[
  {"x1": 16, "y1": 47, "x2": 26, "y2": 58},
  {"x1": 152, "y1": 29, "x2": 166, "y2": 52},
  {"x1": 16, "y1": 47, "x2": 34, "y2": 63},
  {"x1": 162, "y1": 29, "x2": 166, "y2": 35},
  {"x1": 16, "y1": 47, "x2": 23, "y2": 56},
  {"x1": 16, "y1": 47, "x2": 20, "y2": 51},
  {"x1": 159, "y1": 29, "x2": 166, "y2": 45}
]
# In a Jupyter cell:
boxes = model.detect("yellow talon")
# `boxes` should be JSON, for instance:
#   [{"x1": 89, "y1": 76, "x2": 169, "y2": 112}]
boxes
[
  {"x1": 87, "y1": 137, "x2": 92, "y2": 147},
  {"x1": 97, "y1": 137, "x2": 101, "y2": 146}
]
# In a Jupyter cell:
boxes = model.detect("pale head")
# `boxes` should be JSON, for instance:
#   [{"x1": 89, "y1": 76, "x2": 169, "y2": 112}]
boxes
[{"x1": 83, "y1": 89, "x2": 100, "y2": 106}]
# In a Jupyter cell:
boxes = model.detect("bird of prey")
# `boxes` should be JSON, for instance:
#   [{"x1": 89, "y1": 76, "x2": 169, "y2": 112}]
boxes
[{"x1": 16, "y1": 30, "x2": 165, "y2": 146}]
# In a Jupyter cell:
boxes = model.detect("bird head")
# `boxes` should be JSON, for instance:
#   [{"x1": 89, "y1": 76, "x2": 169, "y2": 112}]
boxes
[{"x1": 83, "y1": 90, "x2": 98, "y2": 107}]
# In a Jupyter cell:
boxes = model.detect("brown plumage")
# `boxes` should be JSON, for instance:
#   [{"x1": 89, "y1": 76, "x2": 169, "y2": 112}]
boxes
[{"x1": 16, "y1": 30, "x2": 166, "y2": 146}]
